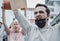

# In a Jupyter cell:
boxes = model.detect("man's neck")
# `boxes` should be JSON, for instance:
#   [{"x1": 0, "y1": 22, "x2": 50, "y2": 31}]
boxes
[{"x1": 39, "y1": 22, "x2": 48, "y2": 29}]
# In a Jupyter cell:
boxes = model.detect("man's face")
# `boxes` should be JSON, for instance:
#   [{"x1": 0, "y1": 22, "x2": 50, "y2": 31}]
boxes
[
  {"x1": 34, "y1": 6, "x2": 49, "y2": 28},
  {"x1": 34, "y1": 6, "x2": 48, "y2": 20}
]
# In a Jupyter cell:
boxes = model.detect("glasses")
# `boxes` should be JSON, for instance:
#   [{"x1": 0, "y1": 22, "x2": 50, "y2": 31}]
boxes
[{"x1": 34, "y1": 11, "x2": 44, "y2": 15}]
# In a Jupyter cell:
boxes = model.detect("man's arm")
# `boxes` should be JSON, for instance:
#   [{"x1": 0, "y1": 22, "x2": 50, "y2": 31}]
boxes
[{"x1": 13, "y1": 9, "x2": 32, "y2": 33}]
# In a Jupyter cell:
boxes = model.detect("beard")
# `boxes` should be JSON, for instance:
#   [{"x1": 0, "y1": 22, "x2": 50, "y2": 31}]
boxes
[{"x1": 35, "y1": 18, "x2": 46, "y2": 28}]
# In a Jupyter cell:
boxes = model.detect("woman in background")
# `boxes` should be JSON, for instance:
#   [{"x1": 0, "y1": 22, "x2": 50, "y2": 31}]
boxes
[{"x1": 2, "y1": 14, "x2": 24, "y2": 41}]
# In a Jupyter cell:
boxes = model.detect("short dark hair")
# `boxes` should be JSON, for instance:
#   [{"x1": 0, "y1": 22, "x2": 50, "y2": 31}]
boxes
[{"x1": 35, "y1": 4, "x2": 50, "y2": 17}]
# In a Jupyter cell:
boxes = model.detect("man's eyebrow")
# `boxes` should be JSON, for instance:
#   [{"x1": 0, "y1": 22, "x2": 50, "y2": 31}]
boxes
[{"x1": 39, "y1": 11, "x2": 44, "y2": 13}]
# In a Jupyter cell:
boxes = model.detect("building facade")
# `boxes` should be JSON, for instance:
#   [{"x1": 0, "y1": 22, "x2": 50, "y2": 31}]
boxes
[{"x1": 45, "y1": 0, "x2": 60, "y2": 26}]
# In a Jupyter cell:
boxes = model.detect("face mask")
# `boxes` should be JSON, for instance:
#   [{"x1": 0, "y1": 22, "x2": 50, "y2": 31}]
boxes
[{"x1": 35, "y1": 19, "x2": 46, "y2": 28}]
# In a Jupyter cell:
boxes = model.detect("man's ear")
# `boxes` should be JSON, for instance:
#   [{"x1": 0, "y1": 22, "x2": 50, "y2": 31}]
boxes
[
  {"x1": 47, "y1": 14, "x2": 50, "y2": 20},
  {"x1": 47, "y1": 17, "x2": 50, "y2": 21}
]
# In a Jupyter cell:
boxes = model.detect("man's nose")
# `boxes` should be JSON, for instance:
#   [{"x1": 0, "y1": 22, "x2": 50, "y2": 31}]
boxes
[{"x1": 36, "y1": 15, "x2": 42, "y2": 20}]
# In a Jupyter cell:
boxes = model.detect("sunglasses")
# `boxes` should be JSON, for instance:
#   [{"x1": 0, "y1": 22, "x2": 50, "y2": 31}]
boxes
[{"x1": 34, "y1": 11, "x2": 44, "y2": 15}]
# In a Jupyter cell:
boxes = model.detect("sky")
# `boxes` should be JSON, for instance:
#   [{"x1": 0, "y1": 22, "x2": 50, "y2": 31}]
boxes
[{"x1": 0, "y1": 0, "x2": 45, "y2": 27}]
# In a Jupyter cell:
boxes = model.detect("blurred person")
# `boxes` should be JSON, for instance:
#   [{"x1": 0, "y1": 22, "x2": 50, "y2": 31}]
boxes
[
  {"x1": 0, "y1": 18, "x2": 4, "y2": 41},
  {"x1": 3, "y1": 31, "x2": 7, "y2": 41},
  {"x1": 8, "y1": 20, "x2": 24, "y2": 41},
  {"x1": 13, "y1": 3, "x2": 60, "y2": 41},
  {"x1": 2, "y1": 14, "x2": 24, "y2": 41}
]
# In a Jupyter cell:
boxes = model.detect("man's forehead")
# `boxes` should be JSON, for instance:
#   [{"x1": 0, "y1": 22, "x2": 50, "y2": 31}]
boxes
[{"x1": 35, "y1": 6, "x2": 46, "y2": 11}]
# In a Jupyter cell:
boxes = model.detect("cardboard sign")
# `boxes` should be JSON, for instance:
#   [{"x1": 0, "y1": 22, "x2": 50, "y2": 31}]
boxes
[{"x1": 10, "y1": 0, "x2": 27, "y2": 10}]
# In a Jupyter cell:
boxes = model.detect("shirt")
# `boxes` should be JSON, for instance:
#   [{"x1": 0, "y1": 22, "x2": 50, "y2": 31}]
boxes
[{"x1": 8, "y1": 31, "x2": 24, "y2": 41}]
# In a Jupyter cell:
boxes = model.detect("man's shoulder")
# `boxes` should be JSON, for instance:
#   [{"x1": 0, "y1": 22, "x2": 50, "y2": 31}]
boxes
[{"x1": 29, "y1": 24, "x2": 39, "y2": 31}]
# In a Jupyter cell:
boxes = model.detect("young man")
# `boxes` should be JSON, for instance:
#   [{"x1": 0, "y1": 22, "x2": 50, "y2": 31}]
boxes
[{"x1": 13, "y1": 4, "x2": 60, "y2": 41}]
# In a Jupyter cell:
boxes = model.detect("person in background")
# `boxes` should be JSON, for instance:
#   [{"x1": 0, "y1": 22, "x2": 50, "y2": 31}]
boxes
[
  {"x1": 2, "y1": 13, "x2": 24, "y2": 41},
  {"x1": 0, "y1": 18, "x2": 4, "y2": 41},
  {"x1": 3, "y1": 31, "x2": 7, "y2": 41},
  {"x1": 13, "y1": 3, "x2": 60, "y2": 41}
]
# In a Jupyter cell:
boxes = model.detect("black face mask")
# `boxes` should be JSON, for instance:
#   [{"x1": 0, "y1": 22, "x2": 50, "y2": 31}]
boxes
[{"x1": 35, "y1": 19, "x2": 46, "y2": 28}]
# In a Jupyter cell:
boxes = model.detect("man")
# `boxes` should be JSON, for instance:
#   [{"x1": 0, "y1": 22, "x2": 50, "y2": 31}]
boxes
[
  {"x1": 13, "y1": 4, "x2": 60, "y2": 41},
  {"x1": 0, "y1": 18, "x2": 4, "y2": 41}
]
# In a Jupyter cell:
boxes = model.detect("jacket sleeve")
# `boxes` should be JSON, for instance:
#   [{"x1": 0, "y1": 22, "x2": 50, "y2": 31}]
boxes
[{"x1": 13, "y1": 9, "x2": 32, "y2": 33}]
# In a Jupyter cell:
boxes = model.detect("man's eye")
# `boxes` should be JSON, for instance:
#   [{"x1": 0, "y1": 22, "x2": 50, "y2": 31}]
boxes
[
  {"x1": 34, "y1": 12, "x2": 38, "y2": 15},
  {"x1": 14, "y1": 24, "x2": 15, "y2": 25},
  {"x1": 16, "y1": 24, "x2": 18, "y2": 25},
  {"x1": 39, "y1": 11, "x2": 44, "y2": 13}
]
